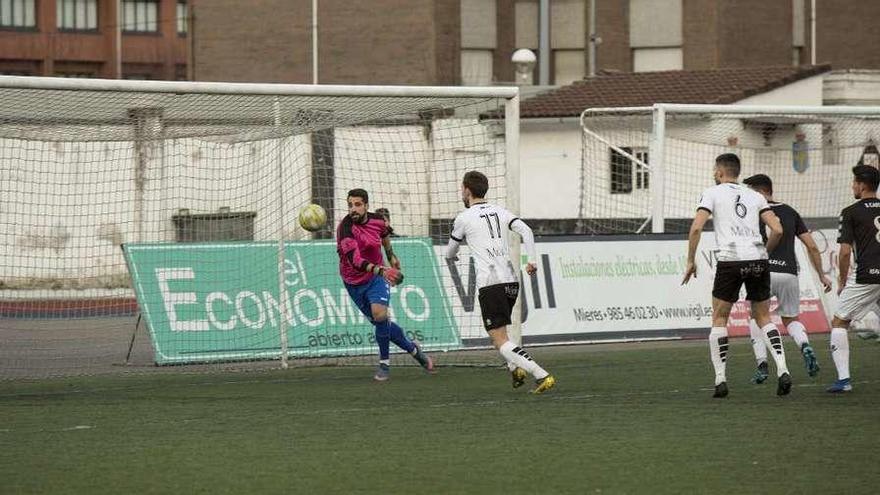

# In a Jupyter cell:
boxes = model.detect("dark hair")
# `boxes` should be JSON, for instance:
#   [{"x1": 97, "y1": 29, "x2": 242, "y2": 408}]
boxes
[
  {"x1": 374, "y1": 207, "x2": 390, "y2": 220},
  {"x1": 743, "y1": 173, "x2": 773, "y2": 195},
  {"x1": 852, "y1": 165, "x2": 880, "y2": 192},
  {"x1": 462, "y1": 171, "x2": 489, "y2": 198},
  {"x1": 715, "y1": 153, "x2": 741, "y2": 177},
  {"x1": 347, "y1": 188, "x2": 369, "y2": 204}
]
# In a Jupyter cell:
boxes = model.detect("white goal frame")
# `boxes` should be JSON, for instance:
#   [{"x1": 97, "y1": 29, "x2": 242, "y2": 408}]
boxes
[
  {"x1": 581, "y1": 103, "x2": 880, "y2": 234},
  {"x1": 0, "y1": 76, "x2": 524, "y2": 365}
]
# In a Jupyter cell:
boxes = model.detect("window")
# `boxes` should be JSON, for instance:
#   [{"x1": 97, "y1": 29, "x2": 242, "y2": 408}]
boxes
[
  {"x1": 461, "y1": 49, "x2": 493, "y2": 86},
  {"x1": 54, "y1": 61, "x2": 100, "y2": 78},
  {"x1": 632, "y1": 47, "x2": 683, "y2": 72},
  {"x1": 0, "y1": 0, "x2": 36, "y2": 28},
  {"x1": 630, "y1": 0, "x2": 683, "y2": 73},
  {"x1": 610, "y1": 147, "x2": 649, "y2": 194},
  {"x1": 553, "y1": 49, "x2": 585, "y2": 86},
  {"x1": 122, "y1": 0, "x2": 158, "y2": 33},
  {"x1": 0, "y1": 59, "x2": 40, "y2": 75},
  {"x1": 55, "y1": 71, "x2": 94, "y2": 78},
  {"x1": 122, "y1": 62, "x2": 160, "y2": 79},
  {"x1": 176, "y1": 1, "x2": 186, "y2": 34},
  {"x1": 57, "y1": 0, "x2": 98, "y2": 31}
]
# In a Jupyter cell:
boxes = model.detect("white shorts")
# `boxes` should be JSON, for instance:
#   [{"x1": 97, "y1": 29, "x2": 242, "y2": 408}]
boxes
[
  {"x1": 770, "y1": 272, "x2": 800, "y2": 318},
  {"x1": 834, "y1": 283, "x2": 880, "y2": 322}
]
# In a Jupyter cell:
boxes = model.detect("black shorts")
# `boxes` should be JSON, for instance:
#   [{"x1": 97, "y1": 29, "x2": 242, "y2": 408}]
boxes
[
  {"x1": 478, "y1": 282, "x2": 520, "y2": 331},
  {"x1": 713, "y1": 260, "x2": 771, "y2": 303}
]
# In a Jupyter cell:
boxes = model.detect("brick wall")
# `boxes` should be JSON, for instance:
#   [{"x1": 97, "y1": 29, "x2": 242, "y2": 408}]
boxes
[
  {"x1": 191, "y1": 0, "x2": 312, "y2": 83},
  {"x1": 815, "y1": 0, "x2": 880, "y2": 69},
  {"x1": 717, "y1": 0, "x2": 791, "y2": 67},
  {"x1": 494, "y1": 0, "x2": 516, "y2": 83},
  {"x1": 435, "y1": 0, "x2": 462, "y2": 85},
  {"x1": 320, "y1": 0, "x2": 439, "y2": 85},
  {"x1": 594, "y1": 0, "x2": 630, "y2": 72},
  {"x1": 682, "y1": 0, "x2": 718, "y2": 70},
  {"x1": 193, "y1": 0, "x2": 455, "y2": 85}
]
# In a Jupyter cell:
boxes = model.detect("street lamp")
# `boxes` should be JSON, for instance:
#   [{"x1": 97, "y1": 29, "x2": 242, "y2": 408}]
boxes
[{"x1": 512, "y1": 49, "x2": 537, "y2": 86}]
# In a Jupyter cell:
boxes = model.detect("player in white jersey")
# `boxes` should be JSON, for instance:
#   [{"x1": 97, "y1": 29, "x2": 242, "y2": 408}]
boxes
[
  {"x1": 446, "y1": 171, "x2": 556, "y2": 393},
  {"x1": 682, "y1": 153, "x2": 792, "y2": 398}
]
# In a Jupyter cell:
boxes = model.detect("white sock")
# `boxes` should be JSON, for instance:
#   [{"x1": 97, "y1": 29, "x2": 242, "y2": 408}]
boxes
[
  {"x1": 499, "y1": 341, "x2": 549, "y2": 380},
  {"x1": 749, "y1": 319, "x2": 767, "y2": 364},
  {"x1": 830, "y1": 328, "x2": 851, "y2": 380},
  {"x1": 761, "y1": 323, "x2": 789, "y2": 376},
  {"x1": 785, "y1": 320, "x2": 810, "y2": 349},
  {"x1": 708, "y1": 327, "x2": 728, "y2": 385}
]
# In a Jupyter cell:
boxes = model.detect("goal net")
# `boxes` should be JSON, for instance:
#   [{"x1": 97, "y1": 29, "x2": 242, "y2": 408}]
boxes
[
  {"x1": 0, "y1": 77, "x2": 520, "y2": 378},
  {"x1": 580, "y1": 104, "x2": 880, "y2": 235}
]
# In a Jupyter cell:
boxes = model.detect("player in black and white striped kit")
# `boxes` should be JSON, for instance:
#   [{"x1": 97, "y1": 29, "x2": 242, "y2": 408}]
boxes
[
  {"x1": 682, "y1": 154, "x2": 792, "y2": 398},
  {"x1": 827, "y1": 165, "x2": 880, "y2": 392},
  {"x1": 446, "y1": 171, "x2": 556, "y2": 394},
  {"x1": 742, "y1": 174, "x2": 832, "y2": 384}
]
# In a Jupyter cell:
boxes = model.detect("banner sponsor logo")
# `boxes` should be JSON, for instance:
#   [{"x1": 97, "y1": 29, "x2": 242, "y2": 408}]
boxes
[
  {"x1": 440, "y1": 234, "x2": 829, "y2": 339},
  {"x1": 125, "y1": 239, "x2": 457, "y2": 364}
]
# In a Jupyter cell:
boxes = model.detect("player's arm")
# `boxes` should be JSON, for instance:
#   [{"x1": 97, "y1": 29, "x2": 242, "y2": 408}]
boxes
[
  {"x1": 682, "y1": 209, "x2": 709, "y2": 285},
  {"x1": 445, "y1": 216, "x2": 464, "y2": 261},
  {"x1": 381, "y1": 234, "x2": 400, "y2": 269},
  {"x1": 836, "y1": 208, "x2": 854, "y2": 295},
  {"x1": 338, "y1": 228, "x2": 403, "y2": 285},
  {"x1": 838, "y1": 243, "x2": 853, "y2": 295},
  {"x1": 797, "y1": 231, "x2": 832, "y2": 293},
  {"x1": 760, "y1": 209, "x2": 783, "y2": 253},
  {"x1": 510, "y1": 217, "x2": 538, "y2": 275}
]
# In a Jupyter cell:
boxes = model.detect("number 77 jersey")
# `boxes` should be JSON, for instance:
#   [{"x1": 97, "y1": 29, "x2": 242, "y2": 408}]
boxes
[{"x1": 450, "y1": 202, "x2": 526, "y2": 289}]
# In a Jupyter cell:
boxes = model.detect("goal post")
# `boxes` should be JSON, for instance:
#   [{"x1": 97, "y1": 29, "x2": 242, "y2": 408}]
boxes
[
  {"x1": 0, "y1": 76, "x2": 521, "y2": 377},
  {"x1": 580, "y1": 103, "x2": 880, "y2": 235},
  {"x1": 581, "y1": 103, "x2": 880, "y2": 329}
]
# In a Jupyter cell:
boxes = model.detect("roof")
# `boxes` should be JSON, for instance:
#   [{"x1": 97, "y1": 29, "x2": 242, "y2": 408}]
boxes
[{"x1": 519, "y1": 64, "x2": 832, "y2": 119}]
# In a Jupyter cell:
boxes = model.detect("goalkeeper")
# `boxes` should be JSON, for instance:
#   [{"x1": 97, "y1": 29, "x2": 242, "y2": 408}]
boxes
[{"x1": 336, "y1": 188, "x2": 434, "y2": 381}]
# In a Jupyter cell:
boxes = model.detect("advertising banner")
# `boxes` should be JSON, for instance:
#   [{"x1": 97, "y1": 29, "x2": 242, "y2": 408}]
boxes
[
  {"x1": 124, "y1": 239, "x2": 457, "y2": 364},
  {"x1": 439, "y1": 234, "x2": 830, "y2": 341}
]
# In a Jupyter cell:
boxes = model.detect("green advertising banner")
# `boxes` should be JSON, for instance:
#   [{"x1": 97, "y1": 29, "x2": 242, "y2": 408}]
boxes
[{"x1": 123, "y1": 239, "x2": 458, "y2": 364}]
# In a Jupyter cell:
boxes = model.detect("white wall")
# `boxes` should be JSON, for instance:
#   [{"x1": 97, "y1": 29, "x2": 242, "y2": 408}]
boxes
[
  {"x1": 0, "y1": 135, "x2": 313, "y2": 287},
  {"x1": 824, "y1": 70, "x2": 880, "y2": 106},
  {"x1": 736, "y1": 75, "x2": 824, "y2": 106},
  {"x1": 0, "y1": 118, "x2": 507, "y2": 288},
  {"x1": 519, "y1": 120, "x2": 583, "y2": 218}
]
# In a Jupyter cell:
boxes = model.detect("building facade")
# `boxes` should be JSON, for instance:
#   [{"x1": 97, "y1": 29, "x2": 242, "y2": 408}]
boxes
[
  {"x1": 190, "y1": 0, "x2": 880, "y2": 86},
  {"x1": 0, "y1": 0, "x2": 187, "y2": 79}
]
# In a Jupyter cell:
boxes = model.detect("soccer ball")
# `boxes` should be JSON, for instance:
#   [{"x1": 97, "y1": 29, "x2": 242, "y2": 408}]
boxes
[{"x1": 298, "y1": 204, "x2": 327, "y2": 232}]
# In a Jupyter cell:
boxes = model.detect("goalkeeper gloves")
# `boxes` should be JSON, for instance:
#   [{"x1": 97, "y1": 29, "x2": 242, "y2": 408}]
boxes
[
  {"x1": 366, "y1": 263, "x2": 404, "y2": 285},
  {"x1": 381, "y1": 266, "x2": 404, "y2": 286}
]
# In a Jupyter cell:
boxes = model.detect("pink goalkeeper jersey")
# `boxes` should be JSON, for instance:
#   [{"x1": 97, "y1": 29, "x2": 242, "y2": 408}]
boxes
[{"x1": 336, "y1": 212, "x2": 390, "y2": 285}]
